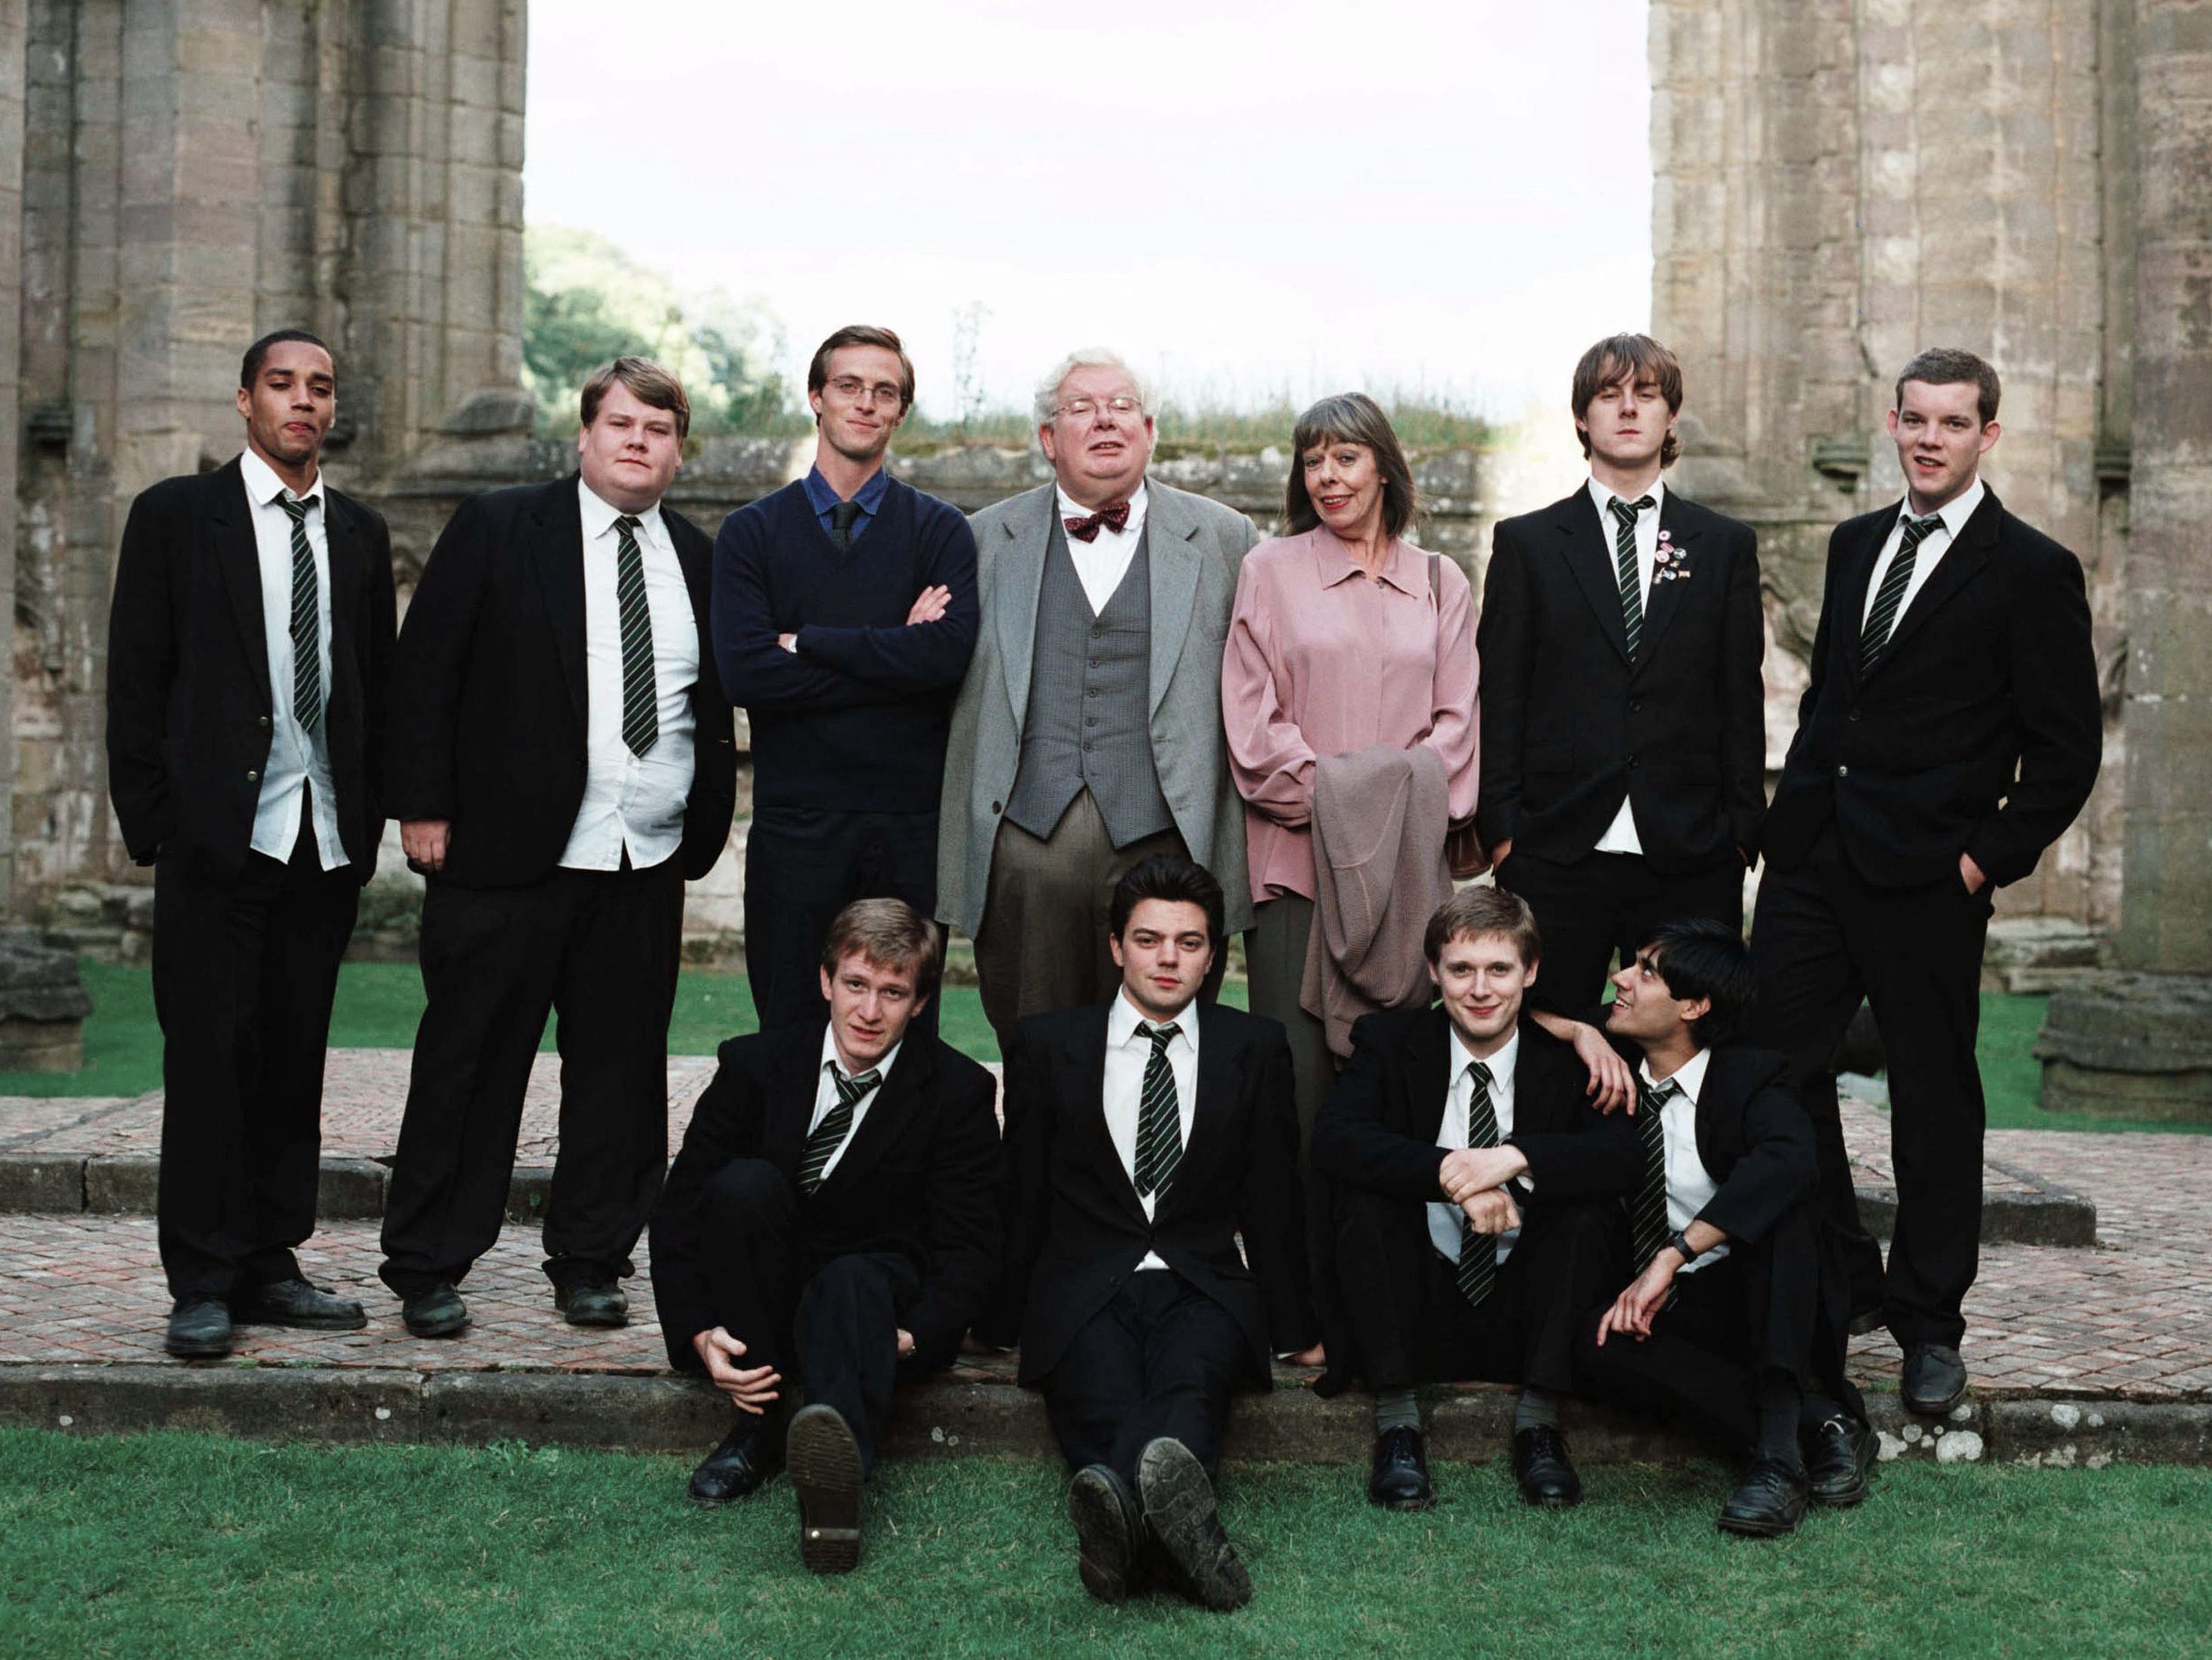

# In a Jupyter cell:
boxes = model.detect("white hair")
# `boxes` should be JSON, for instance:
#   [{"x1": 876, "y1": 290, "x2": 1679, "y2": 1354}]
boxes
[{"x1": 1032, "y1": 347, "x2": 1159, "y2": 427}]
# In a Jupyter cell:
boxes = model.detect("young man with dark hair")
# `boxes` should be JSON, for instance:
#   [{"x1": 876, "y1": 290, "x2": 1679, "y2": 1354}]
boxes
[
  {"x1": 1313, "y1": 887, "x2": 1643, "y2": 1512},
  {"x1": 1577, "y1": 918, "x2": 1871, "y2": 1537},
  {"x1": 649, "y1": 897, "x2": 1000, "y2": 1574},
  {"x1": 715, "y1": 324, "x2": 978, "y2": 1034},
  {"x1": 107, "y1": 328, "x2": 397, "y2": 1357},
  {"x1": 378, "y1": 357, "x2": 736, "y2": 1337},
  {"x1": 982, "y1": 853, "x2": 1313, "y2": 1612},
  {"x1": 1476, "y1": 332, "x2": 1765, "y2": 1014},
  {"x1": 1753, "y1": 347, "x2": 2102, "y2": 1413}
]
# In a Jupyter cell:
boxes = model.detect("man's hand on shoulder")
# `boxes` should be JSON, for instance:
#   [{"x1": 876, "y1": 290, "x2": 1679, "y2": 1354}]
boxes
[{"x1": 1530, "y1": 1009, "x2": 1635, "y2": 1112}]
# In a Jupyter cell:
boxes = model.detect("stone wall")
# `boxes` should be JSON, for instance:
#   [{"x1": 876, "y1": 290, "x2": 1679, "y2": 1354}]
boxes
[{"x1": 1649, "y1": 0, "x2": 2136, "y2": 931}]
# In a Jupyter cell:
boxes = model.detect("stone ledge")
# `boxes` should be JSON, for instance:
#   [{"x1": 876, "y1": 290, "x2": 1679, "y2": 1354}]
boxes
[{"x1": 2, "y1": 1363, "x2": 2206, "y2": 1466}]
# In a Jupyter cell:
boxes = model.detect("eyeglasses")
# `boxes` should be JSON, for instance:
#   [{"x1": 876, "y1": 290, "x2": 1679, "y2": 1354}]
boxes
[
  {"x1": 1054, "y1": 396, "x2": 1145, "y2": 422},
  {"x1": 826, "y1": 377, "x2": 906, "y2": 409}
]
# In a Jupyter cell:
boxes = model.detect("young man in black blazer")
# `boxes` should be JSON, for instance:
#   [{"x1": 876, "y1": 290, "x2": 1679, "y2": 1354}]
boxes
[
  {"x1": 377, "y1": 357, "x2": 737, "y2": 1338},
  {"x1": 1753, "y1": 349, "x2": 2102, "y2": 1414},
  {"x1": 107, "y1": 328, "x2": 397, "y2": 1358},
  {"x1": 980, "y1": 855, "x2": 1315, "y2": 1612},
  {"x1": 649, "y1": 900, "x2": 1000, "y2": 1574},
  {"x1": 1579, "y1": 919, "x2": 1871, "y2": 1537},
  {"x1": 1312, "y1": 887, "x2": 1643, "y2": 1513},
  {"x1": 1477, "y1": 333, "x2": 1764, "y2": 1014}
]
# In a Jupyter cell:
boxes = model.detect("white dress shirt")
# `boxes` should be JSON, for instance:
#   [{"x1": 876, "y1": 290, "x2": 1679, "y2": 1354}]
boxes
[
  {"x1": 558, "y1": 479, "x2": 700, "y2": 870},
  {"x1": 1859, "y1": 477, "x2": 1985, "y2": 630},
  {"x1": 1103, "y1": 987, "x2": 1198, "y2": 1270},
  {"x1": 805, "y1": 1030, "x2": 901, "y2": 1186},
  {"x1": 238, "y1": 448, "x2": 346, "y2": 871},
  {"x1": 1644, "y1": 1046, "x2": 1730, "y2": 1273},
  {"x1": 1429, "y1": 1024, "x2": 1524, "y2": 1268},
  {"x1": 1056, "y1": 480, "x2": 1150, "y2": 614},
  {"x1": 1588, "y1": 475, "x2": 1669, "y2": 856}
]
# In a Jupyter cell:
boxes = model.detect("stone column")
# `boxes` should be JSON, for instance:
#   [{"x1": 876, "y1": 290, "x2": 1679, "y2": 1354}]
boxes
[
  {"x1": 2037, "y1": 0, "x2": 2212, "y2": 1119},
  {"x1": 0, "y1": 0, "x2": 27, "y2": 908}
]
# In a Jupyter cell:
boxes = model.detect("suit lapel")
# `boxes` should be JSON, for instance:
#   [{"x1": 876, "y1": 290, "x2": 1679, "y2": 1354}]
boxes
[
  {"x1": 1551, "y1": 490, "x2": 1632, "y2": 665},
  {"x1": 528, "y1": 476, "x2": 590, "y2": 727},
  {"x1": 763, "y1": 1031, "x2": 826, "y2": 1173},
  {"x1": 1834, "y1": 513, "x2": 1891, "y2": 692},
  {"x1": 323, "y1": 490, "x2": 363, "y2": 687},
  {"x1": 667, "y1": 509, "x2": 715, "y2": 670},
  {"x1": 1072, "y1": 1003, "x2": 1153, "y2": 1229},
  {"x1": 1406, "y1": 1005, "x2": 1454, "y2": 1145},
  {"x1": 1145, "y1": 483, "x2": 1201, "y2": 717},
  {"x1": 994, "y1": 487, "x2": 1057, "y2": 734},
  {"x1": 1867, "y1": 491, "x2": 1996, "y2": 673},
  {"x1": 1159, "y1": 1003, "x2": 1239, "y2": 1216},
  {"x1": 1633, "y1": 492, "x2": 1702, "y2": 666},
  {"x1": 208, "y1": 461, "x2": 274, "y2": 709},
  {"x1": 817, "y1": 1040, "x2": 931, "y2": 1193}
]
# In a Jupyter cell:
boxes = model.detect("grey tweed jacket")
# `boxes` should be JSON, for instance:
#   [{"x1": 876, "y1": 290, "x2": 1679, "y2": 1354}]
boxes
[{"x1": 936, "y1": 477, "x2": 1261, "y2": 938}]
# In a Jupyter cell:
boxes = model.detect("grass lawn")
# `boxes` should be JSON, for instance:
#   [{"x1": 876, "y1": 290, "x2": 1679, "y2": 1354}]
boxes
[{"x1": 0, "y1": 1431, "x2": 2204, "y2": 1659}]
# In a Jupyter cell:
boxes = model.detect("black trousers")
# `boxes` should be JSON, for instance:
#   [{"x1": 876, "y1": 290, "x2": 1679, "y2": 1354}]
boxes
[
  {"x1": 744, "y1": 804, "x2": 938, "y2": 1037},
  {"x1": 1573, "y1": 1207, "x2": 1862, "y2": 1456},
  {"x1": 1334, "y1": 1191, "x2": 1624, "y2": 1394},
  {"x1": 1750, "y1": 824, "x2": 1992, "y2": 1351},
  {"x1": 694, "y1": 1158, "x2": 920, "y2": 1473},
  {"x1": 1039, "y1": 1270, "x2": 1248, "y2": 1491},
  {"x1": 151, "y1": 811, "x2": 360, "y2": 1300},
  {"x1": 379, "y1": 857, "x2": 684, "y2": 1298},
  {"x1": 1495, "y1": 847, "x2": 1747, "y2": 1015}
]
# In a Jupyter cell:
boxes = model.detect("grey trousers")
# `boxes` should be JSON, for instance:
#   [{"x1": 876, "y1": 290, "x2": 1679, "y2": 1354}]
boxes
[
  {"x1": 972, "y1": 790, "x2": 1218, "y2": 1056},
  {"x1": 1246, "y1": 893, "x2": 1342, "y2": 1337}
]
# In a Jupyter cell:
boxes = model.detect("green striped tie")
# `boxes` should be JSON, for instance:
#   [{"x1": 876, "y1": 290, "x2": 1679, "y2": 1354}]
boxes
[
  {"x1": 1859, "y1": 511, "x2": 1944, "y2": 673},
  {"x1": 1133, "y1": 1022, "x2": 1184, "y2": 1201},
  {"x1": 1456, "y1": 1058, "x2": 1500, "y2": 1309},
  {"x1": 799, "y1": 1065, "x2": 880, "y2": 1195},
  {"x1": 1631, "y1": 1078, "x2": 1679, "y2": 1267},
  {"x1": 1608, "y1": 495, "x2": 1654, "y2": 661},
  {"x1": 614, "y1": 515, "x2": 658, "y2": 757},
  {"x1": 275, "y1": 494, "x2": 322, "y2": 731}
]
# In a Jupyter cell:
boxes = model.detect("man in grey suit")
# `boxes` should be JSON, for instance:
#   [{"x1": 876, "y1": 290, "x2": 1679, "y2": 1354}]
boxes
[{"x1": 939, "y1": 348, "x2": 1260, "y2": 1056}]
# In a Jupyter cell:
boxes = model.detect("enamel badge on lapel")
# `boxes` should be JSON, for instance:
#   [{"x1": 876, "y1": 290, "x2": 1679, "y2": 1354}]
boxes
[{"x1": 1654, "y1": 530, "x2": 1692, "y2": 583}]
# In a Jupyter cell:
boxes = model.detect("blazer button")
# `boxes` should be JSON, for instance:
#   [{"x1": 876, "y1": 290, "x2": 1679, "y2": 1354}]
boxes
[
  {"x1": 1849, "y1": 707, "x2": 1862, "y2": 721},
  {"x1": 1836, "y1": 764, "x2": 1850, "y2": 778},
  {"x1": 991, "y1": 800, "x2": 1003, "y2": 815},
  {"x1": 245, "y1": 769, "x2": 260, "y2": 783},
  {"x1": 1629, "y1": 699, "x2": 1642, "y2": 714},
  {"x1": 1626, "y1": 755, "x2": 1639, "y2": 771},
  {"x1": 257, "y1": 715, "x2": 271, "y2": 731}
]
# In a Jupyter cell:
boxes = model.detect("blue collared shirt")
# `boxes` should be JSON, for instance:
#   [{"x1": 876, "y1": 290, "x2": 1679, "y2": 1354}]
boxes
[{"x1": 801, "y1": 464, "x2": 890, "y2": 546}]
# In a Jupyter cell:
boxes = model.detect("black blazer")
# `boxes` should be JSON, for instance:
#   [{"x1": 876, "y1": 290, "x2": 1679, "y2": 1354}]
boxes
[
  {"x1": 1762, "y1": 490, "x2": 2101, "y2": 889},
  {"x1": 1314, "y1": 1006, "x2": 1644, "y2": 1209},
  {"x1": 384, "y1": 474, "x2": 737, "y2": 887},
  {"x1": 105, "y1": 459, "x2": 397, "y2": 880},
  {"x1": 1476, "y1": 487, "x2": 1765, "y2": 872},
  {"x1": 1665, "y1": 1047, "x2": 1818, "y2": 1248},
  {"x1": 980, "y1": 1000, "x2": 1317, "y2": 1388},
  {"x1": 649, "y1": 1024, "x2": 1003, "y2": 1372}
]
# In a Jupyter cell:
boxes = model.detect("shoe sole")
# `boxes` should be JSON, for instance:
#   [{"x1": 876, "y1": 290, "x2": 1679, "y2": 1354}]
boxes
[
  {"x1": 231, "y1": 1309, "x2": 369, "y2": 1332},
  {"x1": 164, "y1": 1335, "x2": 232, "y2": 1359},
  {"x1": 559, "y1": 1306, "x2": 629, "y2": 1329},
  {"x1": 1809, "y1": 1440, "x2": 1876, "y2": 1509},
  {"x1": 1903, "y1": 1385, "x2": 1967, "y2": 1416},
  {"x1": 403, "y1": 1304, "x2": 469, "y2": 1339},
  {"x1": 1370, "y1": 1490, "x2": 1439, "y2": 1512},
  {"x1": 1718, "y1": 1508, "x2": 1804, "y2": 1539},
  {"x1": 1137, "y1": 1439, "x2": 1252, "y2": 1612},
  {"x1": 788, "y1": 1406, "x2": 863, "y2": 1575},
  {"x1": 1068, "y1": 1469, "x2": 1135, "y2": 1602}
]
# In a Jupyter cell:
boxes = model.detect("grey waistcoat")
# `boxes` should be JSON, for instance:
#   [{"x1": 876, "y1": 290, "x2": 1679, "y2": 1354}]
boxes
[{"x1": 1003, "y1": 516, "x2": 1175, "y2": 847}]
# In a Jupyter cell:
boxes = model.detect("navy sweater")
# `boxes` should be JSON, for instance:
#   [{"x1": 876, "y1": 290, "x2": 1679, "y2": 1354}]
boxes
[{"x1": 712, "y1": 476, "x2": 980, "y2": 814}]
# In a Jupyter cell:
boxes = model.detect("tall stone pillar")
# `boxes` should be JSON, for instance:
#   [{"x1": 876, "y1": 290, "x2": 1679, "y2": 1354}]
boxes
[
  {"x1": 2037, "y1": 0, "x2": 2212, "y2": 1118},
  {"x1": 0, "y1": 0, "x2": 26, "y2": 906}
]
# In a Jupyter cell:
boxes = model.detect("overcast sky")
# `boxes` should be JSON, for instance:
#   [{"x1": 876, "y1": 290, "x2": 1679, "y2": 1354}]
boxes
[{"x1": 524, "y1": 0, "x2": 1652, "y2": 423}]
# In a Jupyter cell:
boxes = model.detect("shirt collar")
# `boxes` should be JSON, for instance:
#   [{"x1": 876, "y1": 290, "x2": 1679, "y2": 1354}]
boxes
[
  {"x1": 578, "y1": 475, "x2": 665, "y2": 545},
  {"x1": 1451, "y1": 1021, "x2": 1517, "y2": 1086},
  {"x1": 1309, "y1": 524, "x2": 1421, "y2": 593},
  {"x1": 1111, "y1": 984, "x2": 1194, "y2": 1049},
  {"x1": 1588, "y1": 474, "x2": 1667, "y2": 524},
  {"x1": 239, "y1": 446, "x2": 324, "y2": 510},
  {"x1": 804, "y1": 463, "x2": 891, "y2": 518},
  {"x1": 1056, "y1": 479, "x2": 1148, "y2": 527},
  {"x1": 1902, "y1": 476, "x2": 1984, "y2": 542},
  {"x1": 1641, "y1": 1044, "x2": 1711, "y2": 1105},
  {"x1": 820, "y1": 1025, "x2": 900, "y2": 1086}
]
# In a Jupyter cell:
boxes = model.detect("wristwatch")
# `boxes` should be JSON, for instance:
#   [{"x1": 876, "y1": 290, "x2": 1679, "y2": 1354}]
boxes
[{"x1": 1664, "y1": 1229, "x2": 1696, "y2": 1266}]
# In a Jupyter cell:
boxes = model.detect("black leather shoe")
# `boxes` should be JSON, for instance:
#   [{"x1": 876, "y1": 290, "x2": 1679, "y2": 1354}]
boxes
[
  {"x1": 1137, "y1": 1437, "x2": 1252, "y2": 1612},
  {"x1": 401, "y1": 1283, "x2": 469, "y2": 1338},
  {"x1": 232, "y1": 1278, "x2": 367, "y2": 1331},
  {"x1": 1511, "y1": 1425, "x2": 1582, "y2": 1509},
  {"x1": 1068, "y1": 1464, "x2": 1143, "y2": 1602},
  {"x1": 1902, "y1": 1344, "x2": 1968, "y2": 1415},
  {"x1": 1719, "y1": 1458, "x2": 1809, "y2": 1537},
  {"x1": 687, "y1": 1419, "x2": 782, "y2": 1506},
  {"x1": 1367, "y1": 1426, "x2": 1435, "y2": 1511},
  {"x1": 1805, "y1": 1415, "x2": 1876, "y2": 1507},
  {"x1": 165, "y1": 1298, "x2": 233, "y2": 1358},
  {"x1": 787, "y1": 1404, "x2": 864, "y2": 1575},
  {"x1": 554, "y1": 1277, "x2": 628, "y2": 1329}
]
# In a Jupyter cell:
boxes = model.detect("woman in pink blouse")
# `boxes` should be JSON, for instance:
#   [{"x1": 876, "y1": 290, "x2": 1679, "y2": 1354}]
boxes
[{"x1": 1221, "y1": 393, "x2": 1479, "y2": 1146}]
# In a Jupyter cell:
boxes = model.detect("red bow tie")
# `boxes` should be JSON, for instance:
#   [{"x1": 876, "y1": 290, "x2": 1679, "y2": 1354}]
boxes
[{"x1": 1064, "y1": 501, "x2": 1131, "y2": 542}]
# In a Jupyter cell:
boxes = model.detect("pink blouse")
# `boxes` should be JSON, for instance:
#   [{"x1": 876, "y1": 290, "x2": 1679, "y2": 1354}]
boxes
[{"x1": 1221, "y1": 527, "x2": 1479, "y2": 903}]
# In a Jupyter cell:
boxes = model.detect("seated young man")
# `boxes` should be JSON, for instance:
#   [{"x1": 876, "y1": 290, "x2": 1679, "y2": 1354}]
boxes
[
  {"x1": 978, "y1": 854, "x2": 1316, "y2": 1612},
  {"x1": 1312, "y1": 885, "x2": 1644, "y2": 1512},
  {"x1": 1580, "y1": 917, "x2": 1873, "y2": 1537},
  {"x1": 647, "y1": 899, "x2": 1001, "y2": 1574}
]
